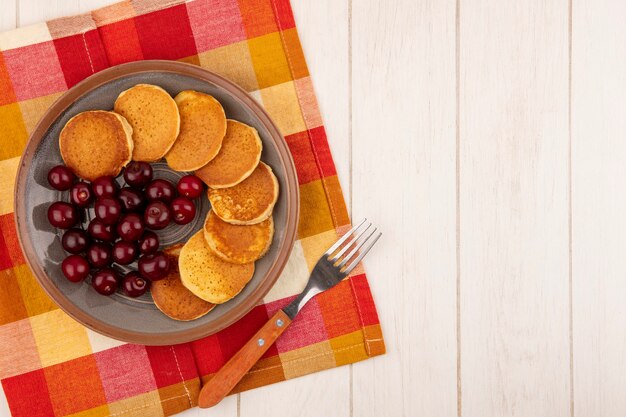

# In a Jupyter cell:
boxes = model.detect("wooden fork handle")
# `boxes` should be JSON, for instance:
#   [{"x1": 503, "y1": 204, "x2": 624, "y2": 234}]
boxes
[{"x1": 198, "y1": 309, "x2": 292, "y2": 408}]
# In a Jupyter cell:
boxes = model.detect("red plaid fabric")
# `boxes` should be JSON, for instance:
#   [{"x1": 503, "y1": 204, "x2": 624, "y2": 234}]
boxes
[{"x1": 0, "y1": 1, "x2": 385, "y2": 416}]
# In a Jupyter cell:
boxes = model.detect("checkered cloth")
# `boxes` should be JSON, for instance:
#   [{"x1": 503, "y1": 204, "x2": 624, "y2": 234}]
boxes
[{"x1": 0, "y1": 0, "x2": 385, "y2": 416}]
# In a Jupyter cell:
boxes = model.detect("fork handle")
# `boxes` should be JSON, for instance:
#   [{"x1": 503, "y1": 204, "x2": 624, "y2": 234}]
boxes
[{"x1": 198, "y1": 310, "x2": 292, "y2": 408}]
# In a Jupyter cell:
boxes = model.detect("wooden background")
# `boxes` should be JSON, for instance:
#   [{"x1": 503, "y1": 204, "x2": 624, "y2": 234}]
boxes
[{"x1": 2, "y1": 0, "x2": 626, "y2": 416}]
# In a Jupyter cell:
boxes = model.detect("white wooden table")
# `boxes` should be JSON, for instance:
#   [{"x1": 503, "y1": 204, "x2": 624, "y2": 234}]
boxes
[{"x1": 2, "y1": 0, "x2": 626, "y2": 416}]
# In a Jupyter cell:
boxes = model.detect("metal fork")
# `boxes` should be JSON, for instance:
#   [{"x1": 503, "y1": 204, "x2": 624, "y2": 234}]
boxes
[{"x1": 198, "y1": 219, "x2": 381, "y2": 408}]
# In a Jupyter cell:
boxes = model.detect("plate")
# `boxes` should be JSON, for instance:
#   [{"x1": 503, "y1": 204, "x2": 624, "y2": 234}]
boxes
[{"x1": 14, "y1": 60, "x2": 299, "y2": 345}]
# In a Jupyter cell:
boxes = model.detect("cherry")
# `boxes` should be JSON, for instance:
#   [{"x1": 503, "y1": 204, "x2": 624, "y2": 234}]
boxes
[
  {"x1": 123, "y1": 161, "x2": 153, "y2": 188},
  {"x1": 145, "y1": 179, "x2": 176, "y2": 203},
  {"x1": 116, "y1": 213, "x2": 145, "y2": 242},
  {"x1": 92, "y1": 268, "x2": 119, "y2": 295},
  {"x1": 122, "y1": 271, "x2": 149, "y2": 297},
  {"x1": 47, "y1": 165, "x2": 75, "y2": 191},
  {"x1": 61, "y1": 228, "x2": 90, "y2": 254},
  {"x1": 86, "y1": 242, "x2": 112, "y2": 268},
  {"x1": 177, "y1": 175, "x2": 203, "y2": 199},
  {"x1": 138, "y1": 231, "x2": 159, "y2": 255},
  {"x1": 170, "y1": 197, "x2": 196, "y2": 225},
  {"x1": 112, "y1": 241, "x2": 138, "y2": 265},
  {"x1": 144, "y1": 201, "x2": 171, "y2": 230},
  {"x1": 61, "y1": 255, "x2": 90, "y2": 282},
  {"x1": 95, "y1": 197, "x2": 122, "y2": 225},
  {"x1": 138, "y1": 251, "x2": 170, "y2": 281},
  {"x1": 118, "y1": 187, "x2": 145, "y2": 212},
  {"x1": 87, "y1": 219, "x2": 116, "y2": 242},
  {"x1": 70, "y1": 182, "x2": 93, "y2": 208},
  {"x1": 48, "y1": 202, "x2": 78, "y2": 229},
  {"x1": 92, "y1": 176, "x2": 118, "y2": 198}
]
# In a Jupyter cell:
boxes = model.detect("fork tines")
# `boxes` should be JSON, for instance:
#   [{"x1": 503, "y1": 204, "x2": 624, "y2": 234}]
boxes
[{"x1": 325, "y1": 219, "x2": 381, "y2": 275}]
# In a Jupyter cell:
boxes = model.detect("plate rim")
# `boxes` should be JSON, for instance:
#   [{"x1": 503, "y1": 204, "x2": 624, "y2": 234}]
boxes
[{"x1": 13, "y1": 60, "x2": 300, "y2": 345}]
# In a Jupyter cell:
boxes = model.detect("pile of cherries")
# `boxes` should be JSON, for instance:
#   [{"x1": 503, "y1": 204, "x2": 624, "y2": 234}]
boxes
[{"x1": 46, "y1": 161, "x2": 205, "y2": 297}]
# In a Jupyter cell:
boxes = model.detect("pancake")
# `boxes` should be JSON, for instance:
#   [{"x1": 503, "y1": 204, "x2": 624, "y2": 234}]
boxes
[
  {"x1": 151, "y1": 244, "x2": 215, "y2": 321},
  {"x1": 165, "y1": 90, "x2": 227, "y2": 171},
  {"x1": 113, "y1": 84, "x2": 180, "y2": 162},
  {"x1": 207, "y1": 162, "x2": 279, "y2": 225},
  {"x1": 179, "y1": 230, "x2": 255, "y2": 304},
  {"x1": 59, "y1": 110, "x2": 133, "y2": 181},
  {"x1": 195, "y1": 120, "x2": 262, "y2": 188},
  {"x1": 203, "y1": 210, "x2": 273, "y2": 264}
]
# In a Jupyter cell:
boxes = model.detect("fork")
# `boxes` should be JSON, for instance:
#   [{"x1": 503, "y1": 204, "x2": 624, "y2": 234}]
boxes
[{"x1": 198, "y1": 219, "x2": 381, "y2": 408}]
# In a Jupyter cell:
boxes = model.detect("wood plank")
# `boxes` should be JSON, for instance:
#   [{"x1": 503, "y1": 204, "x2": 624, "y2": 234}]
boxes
[
  {"x1": 240, "y1": 370, "x2": 350, "y2": 417},
  {"x1": 0, "y1": 0, "x2": 16, "y2": 31},
  {"x1": 571, "y1": 1, "x2": 626, "y2": 416},
  {"x1": 238, "y1": 0, "x2": 351, "y2": 416},
  {"x1": 18, "y1": 0, "x2": 80, "y2": 26},
  {"x1": 351, "y1": 0, "x2": 458, "y2": 416},
  {"x1": 459, "y1": 1, "x2": 570, "y2": 416},
  {"x1": 79, "y1": 0, "x2": 118, "y2": 13},
  {"x1": 0, "y1": 372, "x2": 11, "y2": 417}
]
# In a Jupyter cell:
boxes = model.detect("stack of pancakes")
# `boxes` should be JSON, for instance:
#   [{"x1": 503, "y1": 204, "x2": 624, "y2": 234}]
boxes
[
  {"x1": 58, "y1": 83, "x2": 279, "y2": 321},
  {"x1": 179, "y1": 121, "x2": 279, "y2": 310}
]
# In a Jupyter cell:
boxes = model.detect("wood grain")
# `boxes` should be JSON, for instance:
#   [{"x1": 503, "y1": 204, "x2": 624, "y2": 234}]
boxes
[
  {"x1": 572, "y1": 1, "x2": 626, "y2": 416},
  {"x1": 351, "y1": 0, "x2": 458, "y2": 416},
  {"x1": 0, "y1": 0, "x2": 16, "y2": 32},
  {"x1": 17, "y1": 0, "x2": 80, "y2": 26},
  {"x1": 459, "y1": 1, "x2": 571, "y2": 416},
  {"x1": 78, "y1": 0, "x2": 118, "y2": 13}
]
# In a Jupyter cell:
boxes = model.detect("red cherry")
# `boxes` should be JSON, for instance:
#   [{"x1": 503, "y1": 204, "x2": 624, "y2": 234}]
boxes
[
  {"x1": 112, "y1": 241, "x2": 138, "y2": 265},
  {"x1": 118, "y1": 187, "x2": 146, "y2": 212},
  {"x1": 47, "y1": 165, "x2": 75, "y2": 191},
  {"x1": 92, "y1": 269, "x2": 119, "y2": 295},
  {"x1": 123, "y1": 161, "x2": 153, "y2": 188},
  {"x1": 138, "y1": 231, "x2": 160, "y2": 255},
  {"x1": 145, "y1": 179, "x2": 176, "y2": 203},
  {"x1": 170, "y1": 197, "x2": 196, "y2": 225},
  {"x1": 122, "y1": 271, "x2": 149, "y2": 297},
  {"x1": 61, "y1": 228, "x2": 90, "y2": 254},
  {"x1": 138, "y1": 251, "x2": 170, "y2": 281},
  {"x1": 116, "y1": 213, "x2": 145, "y2": 242},
  {"x1": 92, "y1": 176, "x2": 118, "y2": 198},
  {"x1": 61, "y1": 255, "x2": 90, "y2": 282},
  {"x1": 177, "y1": 175, "x2": 204, "y2": 198},
  {"x1": 144, "y1": 201, "x2": 171, "y2": 230},
  {"x1": 47, "y1": 202, "x2": 78, "y2": 229},
  {"x1": 95, "y1": 197, "x2": 122, "y2": 225},
  {"x1": 70, "y1": 182, "x2": 93, "y2": 208},
  {"x1": 87, "y1": 219, "x2": 116, "y2": 242},
  {"x1": 86, "y1": 242, "x2": 112, "y2": 268}
]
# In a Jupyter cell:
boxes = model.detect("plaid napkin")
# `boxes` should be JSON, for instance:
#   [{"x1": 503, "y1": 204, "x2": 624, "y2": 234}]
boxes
[{"x1": 0, "y1": 0, "x2": 385, "y2": 416}]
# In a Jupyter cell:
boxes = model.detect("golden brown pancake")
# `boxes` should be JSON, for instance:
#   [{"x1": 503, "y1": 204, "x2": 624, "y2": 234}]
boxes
[
  {"x1": 203, "y1": 210, "x2": 273, "y2": 264},
  {"x1": 151, "y1": 245, "x2": 215, "y2": 321},
  {"x1": 113, "y1": 84, "x2": 180, "y2": 162},
  {"x1": 195, "y1": 120, "x2": 262, "y2": 188},
  {"x1": 59, "y1": 110, "x2": 133, "y2": 181},
  {"x1": 165, "y1": 90, "x2": 226, "y2": 171},
  {"x1": 179, "y1": 231, "x2": 255, "y2": 304},
  {"x1": 207, "y1": 162, "x2": 279, "y2": 225}
]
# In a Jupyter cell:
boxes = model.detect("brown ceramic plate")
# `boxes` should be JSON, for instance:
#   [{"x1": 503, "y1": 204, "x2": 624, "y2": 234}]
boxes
[{"x1": 14, "y1": 60, "x2": 299, "y2": 345}]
